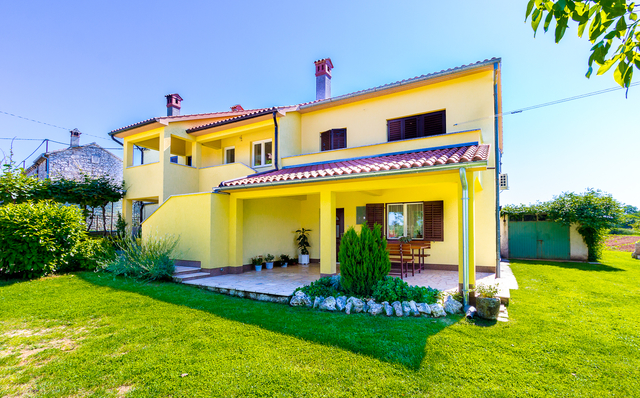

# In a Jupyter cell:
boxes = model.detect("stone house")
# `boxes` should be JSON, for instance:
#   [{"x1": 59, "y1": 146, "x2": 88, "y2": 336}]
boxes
[{"x1": 25, "y1": 129, "x2": 123, "y2": 231}]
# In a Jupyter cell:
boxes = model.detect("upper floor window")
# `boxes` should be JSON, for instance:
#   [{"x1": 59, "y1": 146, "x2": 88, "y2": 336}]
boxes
[
  {"x1": 224, "y1": 146, "x2": 235, "y2": 164},
  {"x1": 320, "y1": 128, "x2": 347, "y2": 151},
  {"x1": 252, "y1": 139, "x2": 272, "y2": 168},
  {"x1": 387, "y1": 110, "x2": 446, "y2": 142}
]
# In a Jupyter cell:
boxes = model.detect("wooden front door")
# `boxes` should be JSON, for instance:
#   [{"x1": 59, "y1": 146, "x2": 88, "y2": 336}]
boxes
[{"x1": 336, "y1": 208, "x2": 344, "y2": 262}]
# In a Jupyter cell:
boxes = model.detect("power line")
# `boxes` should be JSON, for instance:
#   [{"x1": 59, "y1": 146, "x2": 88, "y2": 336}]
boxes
[
  {"x1": 19, "y1": 139, "x2": 47, "y2": 165},
  {"x1": 0, "y1": 109, "x2": 113, "y2": 142},
  {"x1": 0, "y1": 137, "x2": 68, "y2": 145},
  {"x1": 454, "y1": 81, "x2": 640, "y2": 126}
]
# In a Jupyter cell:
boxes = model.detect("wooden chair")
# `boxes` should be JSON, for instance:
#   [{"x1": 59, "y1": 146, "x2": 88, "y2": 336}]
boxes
[
  {"x1": 387, "y1": 242, "x2": 415, "y2": 279},
  {"x1": 409, "y1": 241, "x2": 431, "y2": 273}
]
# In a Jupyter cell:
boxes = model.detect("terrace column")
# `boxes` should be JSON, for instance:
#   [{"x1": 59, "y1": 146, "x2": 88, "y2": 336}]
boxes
[
  {"x1": 229, "y1": 195, "x2": 244, "y2": 271},
  {"x1": 457, "y1": 169, "x2": 476, "y2": 303},
  {"x1": 319, "y1": 190, "x2": 337, "y2": 277}
]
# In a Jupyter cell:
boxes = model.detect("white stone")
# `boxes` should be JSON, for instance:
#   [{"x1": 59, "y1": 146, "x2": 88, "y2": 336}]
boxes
[
  {"x1": 401, "y1": 301, "x2": 411, "y2": 317},
  {"x1": 443, "y1": 296, "x2": 463, "y2": 314},
  {"x1": 313, "y1": 296, "x2": 325, "y2": 309},
  {"x1": 319, "y1": 296, "x2": 337, "y2": 311},
  {"x1": 408, "y1": 300, "x2": 420, "y2": 317},
  {"x1": 383, "y1": 302, "x2": 394, "y2": 317},
  {"x1": 417, "y1": 303, "x2": 432, "y2": 316},
  {"x1": 392, "y1": 301, "x2": 403, "y2": 317},
  {"x1": 336, "y1": 296, "x2": 347, "y2": 311},
  {"x1": 430, "y1": 303, "x2": 446, "y2": 317}
]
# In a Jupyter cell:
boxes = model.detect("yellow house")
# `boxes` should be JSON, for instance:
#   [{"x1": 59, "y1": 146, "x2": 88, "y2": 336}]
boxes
[{"x1": 109, "y1": 58, "x2": 504, "y2": 299}]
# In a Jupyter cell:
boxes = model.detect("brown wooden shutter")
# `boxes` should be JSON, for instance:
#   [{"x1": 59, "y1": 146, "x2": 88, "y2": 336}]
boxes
[
  {"x1": 423, "y1": 201, "x2": 444, "y2": 241},
  {"x1": 320, "y1": 130, "x2": 331, "y2": 151},
  {"x1": 403, "y1": 117, "x2": 418, "y2": 139},
  {"x1": 332, "y1": 129, "x2": 346, "y2": 149},
  {"x1": 423, "y1": 110, "x2": 446, "y2": 137},
  {"x1": 366, "y1": 203, "x2": 385, "y2": 236},
  {"x1": 388, "y1": 120, "x2": 402, "y2": 141}
]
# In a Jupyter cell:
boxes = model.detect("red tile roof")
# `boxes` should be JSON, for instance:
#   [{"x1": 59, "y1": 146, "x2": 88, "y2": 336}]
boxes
[{"x1": 221, "y1": 144, "x2": 490, "y2": 187}]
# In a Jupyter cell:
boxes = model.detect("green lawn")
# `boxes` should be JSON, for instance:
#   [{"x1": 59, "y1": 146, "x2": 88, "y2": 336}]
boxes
[{"x1": 1, "y1": 251, "x2": 639, "y2": 397}]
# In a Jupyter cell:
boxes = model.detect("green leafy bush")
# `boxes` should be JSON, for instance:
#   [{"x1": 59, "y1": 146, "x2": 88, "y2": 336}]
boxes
[
  {"x1": 372, "y1": 276, "x2": 441, "y2": 304},
  {"x1": 295, "y1": 276, "x2": 345, "y2": 298},
  {"x1": 474, "y1": 284, "x2": 499, "y2": 299},
  {"x1": 63, "y1": 237, "x2": 115, "y2": 272},
  {"x1": 0, "y1": 201, "x2": 87, "y2": 278},
  {"x1": 103, "y1": 233, "x2": 178, "y2": 281},
  {"x1": 339, "y1": 224, "x2": 391, "y2": 296}
]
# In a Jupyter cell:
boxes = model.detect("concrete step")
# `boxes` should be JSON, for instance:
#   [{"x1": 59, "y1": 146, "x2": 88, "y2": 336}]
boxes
[
  {"x1": 174, "y1": 266, "x2": 203, "y2": 276},
  {"x1": 173, "y1": 272, "x2": 212, "y2": 282}
]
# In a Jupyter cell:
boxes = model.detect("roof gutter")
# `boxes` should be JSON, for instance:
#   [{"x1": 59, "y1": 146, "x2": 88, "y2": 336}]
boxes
[
  {"x1": 459, "y1": 167, "x2": 470, "y2": 307},
  {"x1": 273, "y1": 111, "x2": 279, "y2": 171},
  {"x1": 493, "y1": 61, "x2": 502, "y2": 278},
  {"x1": 217, "y1": 160, "x2": 487, "y2": 192}
]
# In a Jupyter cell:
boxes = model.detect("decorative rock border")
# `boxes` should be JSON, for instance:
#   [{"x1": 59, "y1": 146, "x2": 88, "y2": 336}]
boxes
[{"x1": 290, "y1": 291, "x2": 463, "y2": 317}]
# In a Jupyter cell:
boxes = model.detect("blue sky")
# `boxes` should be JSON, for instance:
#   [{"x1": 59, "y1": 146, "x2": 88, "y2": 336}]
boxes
[{"x1": 1, "y1": 0, "x2": 638, "y2": 207}]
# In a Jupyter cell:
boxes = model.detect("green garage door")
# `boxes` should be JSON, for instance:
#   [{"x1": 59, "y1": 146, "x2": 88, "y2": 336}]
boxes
[{"x1": 508, "y1": 221, "x2": 570, "y2": 260}]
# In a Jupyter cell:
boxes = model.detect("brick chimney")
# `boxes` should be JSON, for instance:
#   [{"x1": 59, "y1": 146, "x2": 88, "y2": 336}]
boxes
[
  {"x1": 314, "y1": 58, "x2": 334, "y2": 101},
  {"x1": 165, "y1": 93, "x2": 183, "y2": 116},
  {"x1": 70, "y1": 128, "x2": 81, "y2": 147}
]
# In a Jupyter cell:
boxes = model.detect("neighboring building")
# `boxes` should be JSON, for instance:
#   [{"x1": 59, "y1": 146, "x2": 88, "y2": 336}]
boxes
[
  {"x1": 26, "y1": 129, "x2": 123, "y2": 184},
  {"x1": 110, "y1": 58, "x2": 504, "y2": 294},
  {"x1": 26, "y1": 129, "x2": 123, "y2": 230}
]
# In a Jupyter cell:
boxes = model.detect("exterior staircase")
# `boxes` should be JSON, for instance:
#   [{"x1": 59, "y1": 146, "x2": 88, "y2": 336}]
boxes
[{"x1": 172, "y1": 265, "x2": 211, "y2": 282}]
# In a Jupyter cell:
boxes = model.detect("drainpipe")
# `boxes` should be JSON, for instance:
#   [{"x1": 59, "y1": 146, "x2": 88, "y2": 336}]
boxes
[
  {"x1": 272, "y1": 110, "x2": 279, "y2": 171},
  {"x1": 459, "y1": 167, "x2": 470, "y2": 307},
  {"x1": 493, "y1": 61, "x2": 502, "y2": 278}
]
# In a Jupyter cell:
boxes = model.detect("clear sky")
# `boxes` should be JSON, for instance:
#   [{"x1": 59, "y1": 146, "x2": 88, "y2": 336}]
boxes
[{"x1": 1, "y1": 0, "x2": 638, "y2": 207}]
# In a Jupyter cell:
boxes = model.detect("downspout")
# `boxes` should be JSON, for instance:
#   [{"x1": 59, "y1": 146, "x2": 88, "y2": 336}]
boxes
[
  {"x1": 459, "y1": 167, "x2": 470, "y2": 307},
  {"x1": 272, "y1": 111, "x2": 279, "y2": 170},
  {"x1": 493, "y1": 62, "x2": 502, "y2": 278}
]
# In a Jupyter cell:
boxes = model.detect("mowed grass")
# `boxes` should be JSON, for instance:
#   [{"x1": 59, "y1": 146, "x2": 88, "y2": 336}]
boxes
[{"x1": 1, "y1": 252, "x2": 639, "y2": 397}]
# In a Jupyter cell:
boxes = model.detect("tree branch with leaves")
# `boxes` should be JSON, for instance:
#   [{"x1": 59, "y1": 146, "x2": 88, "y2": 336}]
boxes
[{"x1": 526, "y1": 0, "x2": 639, "y2": 90}]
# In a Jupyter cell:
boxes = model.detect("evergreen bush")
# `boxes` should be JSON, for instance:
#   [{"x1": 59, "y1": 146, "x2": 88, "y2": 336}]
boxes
[
  {"x1": 338, "y1": 223, "x2": 391, "y2": 296},
  {"x1": 372, "y1": 276, "x2": 442, "y2": 304},
  {"x1": 0, "y1": 201, "x2": 87, "y2": 278}
]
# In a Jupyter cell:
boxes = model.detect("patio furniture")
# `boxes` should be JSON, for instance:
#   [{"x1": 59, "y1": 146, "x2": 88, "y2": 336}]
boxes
[
  {"x1": 410, "y1": 241, "x2": 431, "y2": 273},
  {"x1": 387, "y1": 242, "x2": 415, "y2": 279}
]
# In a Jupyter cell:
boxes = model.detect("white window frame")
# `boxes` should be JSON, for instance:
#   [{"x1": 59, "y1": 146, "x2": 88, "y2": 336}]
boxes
[
  {"x1": 386, "y1": 202, "x2": 423, "y2": 240},
  {"x1": 252, "y1": 139, "x2": 273, "y2": 168},
  {"x1": 224, "y1": 146, "x2": 235, "y2": 164}
]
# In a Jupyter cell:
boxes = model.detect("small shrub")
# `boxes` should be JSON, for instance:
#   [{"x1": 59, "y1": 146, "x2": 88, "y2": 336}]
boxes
[
  {"x1": 0, "y1": 201, "x2": 87, "y2": 278},
  {"x1": 339, "y1": 224, "x2": 391, "y2": 296},
  {"x1": 102, "y1": 233, "x2": 178, "y2": 281},
  {"x1": 264, "y1": 254, "x2": 275, "y2": 262},
  {"x1": 295, "y1": 276, "x2": 345, "y2": 298},
  {"x1": 372, "y1": 276, "x2": 441, "y2": 304},
  {"x1": 474, "y1": 283, "x2": 499, "y2": 298},
  {"x1": 279, "y1": 254, "x2": 291, "y2": 263}
]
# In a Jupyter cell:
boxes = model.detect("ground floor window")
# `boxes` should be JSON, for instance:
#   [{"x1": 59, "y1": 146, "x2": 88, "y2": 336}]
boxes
[{"x1": 387, "y1": 202, "x2": 423, "y2": 240}]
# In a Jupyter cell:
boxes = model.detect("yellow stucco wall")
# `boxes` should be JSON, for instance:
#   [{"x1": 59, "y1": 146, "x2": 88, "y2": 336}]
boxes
[
  {"x1": 199, "y1": 163, "x2": 256, "y2": 192},
  {"x1": 142, "y1": 192, "x2": 230, "y2": 269},
  {"x1": 242, "y1": 197, "x2": 302, "y2": 264},
  {"x1": 298, "y1": 70, "x2": 496, "y2": 166}
]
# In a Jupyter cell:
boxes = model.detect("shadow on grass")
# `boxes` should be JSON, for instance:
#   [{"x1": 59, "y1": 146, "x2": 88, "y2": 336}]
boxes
[
  {"x1": 77, "y1": 272, "x2": 459, "y2": 370},
  {"x1": 0, "y1": 277, "x2": 29, "y2": 287},
  {"x1": 509, "y1": 259, "x2": 624, "y2": 272}
]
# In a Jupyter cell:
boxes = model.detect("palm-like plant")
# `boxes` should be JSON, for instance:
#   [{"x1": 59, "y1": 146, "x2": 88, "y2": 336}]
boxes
[{"x1": 295, "y1": 228, "x2": 312, "y2": 255}]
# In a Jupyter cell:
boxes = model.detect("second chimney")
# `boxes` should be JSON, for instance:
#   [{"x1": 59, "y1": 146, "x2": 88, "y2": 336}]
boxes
[
  {"x1": 314, "y1": 58, "x2": 333, "y2": 101},
  {"x1": 165, "y1": 93, "x2": 183, "y2": 116},
  {"x1": 70, "y1": 128, "x2": 81, "y2": 147}
]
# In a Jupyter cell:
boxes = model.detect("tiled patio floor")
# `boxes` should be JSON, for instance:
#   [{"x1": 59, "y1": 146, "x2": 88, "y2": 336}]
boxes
[{"x1": 183, "y1": 264, "x2": 512, "y2": 297}]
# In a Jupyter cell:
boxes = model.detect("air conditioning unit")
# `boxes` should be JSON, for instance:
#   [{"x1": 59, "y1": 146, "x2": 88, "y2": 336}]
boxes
[{"x1": 499, "y1": 173, "x2": 509, "y2": 190}]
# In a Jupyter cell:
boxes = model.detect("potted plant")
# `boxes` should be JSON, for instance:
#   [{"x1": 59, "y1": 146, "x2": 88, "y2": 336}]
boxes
[
  {"x1": 295, "y1": 228, "x2": 312, "y2": 266},
  {"x1": 279, "y1": 254, "x2": 290, "y2": 268},
  {"x1": 474, "y1": 283, "x2": 501, "y2": 320},
  {"x1": 251, "y1": 256, "x2": 263, "y2": 272},
  {"x1": 264, "y1": 254, "x2": 275, "y2": 269}
]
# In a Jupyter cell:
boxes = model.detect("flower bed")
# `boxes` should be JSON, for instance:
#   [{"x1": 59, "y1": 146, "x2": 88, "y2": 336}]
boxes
[{"x1": 606, "y1": 235, "x2": 640, "y2": 252}]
